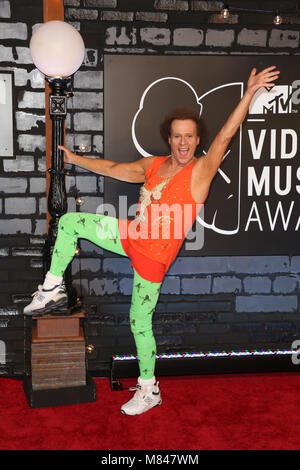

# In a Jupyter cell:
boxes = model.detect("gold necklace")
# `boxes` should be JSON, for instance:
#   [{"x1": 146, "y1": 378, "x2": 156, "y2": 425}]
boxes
[{"x1": 135, "y1": 177, "x2": 171, "y2": 222}]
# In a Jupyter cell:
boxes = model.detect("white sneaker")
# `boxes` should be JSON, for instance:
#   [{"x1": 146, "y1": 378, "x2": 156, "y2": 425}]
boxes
[
  {"x1": 121, "y1": 378, "x2": 162, "y2": 416},
  {"x1": 23, "y1": 284, "x2": 68, "y2": 316}
]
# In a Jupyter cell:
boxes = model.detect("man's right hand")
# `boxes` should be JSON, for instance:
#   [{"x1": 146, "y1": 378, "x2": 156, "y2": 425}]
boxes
[{"x1": 58, "y1": 145, "x2": 74, "y2": 165}]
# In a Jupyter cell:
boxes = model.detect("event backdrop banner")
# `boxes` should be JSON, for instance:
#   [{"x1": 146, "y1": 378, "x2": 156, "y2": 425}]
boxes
[{"x1": 104, "y1": 55, "x2": 300, "y2": 256}]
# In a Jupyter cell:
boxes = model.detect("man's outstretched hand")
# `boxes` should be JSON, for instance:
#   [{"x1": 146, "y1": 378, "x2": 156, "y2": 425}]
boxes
[{"x1": 58, "y1": 145, "x2": 74, "y2": 164}]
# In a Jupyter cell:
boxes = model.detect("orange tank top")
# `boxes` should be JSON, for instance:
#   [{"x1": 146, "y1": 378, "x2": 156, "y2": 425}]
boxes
[{"x1": 119, "y1": 156, "x2": 203, "y2": 282}]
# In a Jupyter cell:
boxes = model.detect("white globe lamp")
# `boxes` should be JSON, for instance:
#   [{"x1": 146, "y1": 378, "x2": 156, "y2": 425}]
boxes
[{"x1": 29, "y1": 20, "x2": 85, "y2": 78}]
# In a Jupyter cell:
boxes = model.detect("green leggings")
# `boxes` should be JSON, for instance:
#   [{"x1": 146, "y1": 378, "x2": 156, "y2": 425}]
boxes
[{"x1": 50, "y1": 212, "x2": 162, "y2": 380}]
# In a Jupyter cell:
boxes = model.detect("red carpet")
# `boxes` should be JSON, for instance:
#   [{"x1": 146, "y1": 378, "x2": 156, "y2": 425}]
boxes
[{"x1": 1, "y1": 372, "x2": 300, "y2": 450}]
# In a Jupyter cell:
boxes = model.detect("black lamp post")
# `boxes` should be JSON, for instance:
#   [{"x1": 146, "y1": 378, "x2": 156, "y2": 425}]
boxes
[
  {"x1": 29, "y1": 21, "x2": 85, "y2": 309},
  {"x1": 43, "y1": 77, "x2": 77, "y2": 307}
]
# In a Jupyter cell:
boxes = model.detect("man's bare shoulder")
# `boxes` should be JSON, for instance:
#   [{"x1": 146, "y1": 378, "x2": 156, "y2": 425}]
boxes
[{"x1": 138, "y1": 155, "x2": 158, "y2": 171}]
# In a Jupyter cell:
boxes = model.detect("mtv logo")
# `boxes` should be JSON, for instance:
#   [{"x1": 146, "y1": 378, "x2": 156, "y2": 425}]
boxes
[
  {"x1": 0, "y1": 340, "x2": 5, "y2": 364},
  {"x1": 249, "y1": 86, "x2": 292, "y2": 115}
]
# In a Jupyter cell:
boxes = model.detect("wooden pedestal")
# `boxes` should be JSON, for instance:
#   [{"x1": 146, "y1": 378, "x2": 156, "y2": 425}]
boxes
[
  {"x1": 34, "y1": 312, "x2": 83, "y2": 340},
  {"x1": 31, "y1": 312, "x2": 86, "y2": 391},
  {"x1": 23, "y1": 309, "x2": 97, "y2": 408}
]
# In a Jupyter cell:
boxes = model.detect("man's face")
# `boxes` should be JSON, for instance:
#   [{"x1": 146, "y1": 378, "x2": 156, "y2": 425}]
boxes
[{"x1": 168, "y1": 119, "x2": 200, "y2": 166}]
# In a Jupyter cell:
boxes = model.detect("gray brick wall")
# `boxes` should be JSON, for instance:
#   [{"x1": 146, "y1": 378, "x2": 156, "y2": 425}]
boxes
[{"x1": 1, "y1": 0, "x2": 300, "y2": 377}]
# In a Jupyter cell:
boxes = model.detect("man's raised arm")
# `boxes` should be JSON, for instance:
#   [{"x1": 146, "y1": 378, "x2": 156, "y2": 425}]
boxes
[{"x1": 195, "y1": 65, "x2": 280, "y2": 185}]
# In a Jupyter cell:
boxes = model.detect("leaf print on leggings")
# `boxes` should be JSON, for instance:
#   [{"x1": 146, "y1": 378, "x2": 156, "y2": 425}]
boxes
[
  {"x1": 77, "y1": 216, "x2": 86, "y2": 227},
  {"x1": 141, "y1": 294, "x2": 152, "y2": 305},
  {"x1": 134, "y1": 282, "x2": 144, "y2": 294}
]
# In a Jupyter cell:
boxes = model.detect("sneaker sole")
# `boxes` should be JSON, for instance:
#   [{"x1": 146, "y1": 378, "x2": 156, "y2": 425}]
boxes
[
  {"x1": 120, "y1": 399, "x2": 162, "y2": 416},
  {"x1": 23, "y1": 296, "x2": 68, "y2": 316}
]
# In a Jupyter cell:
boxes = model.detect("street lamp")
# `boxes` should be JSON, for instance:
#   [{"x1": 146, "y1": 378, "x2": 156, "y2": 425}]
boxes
[{"x1": 30, "y1": 20, "x2": 85, "y2": 308}]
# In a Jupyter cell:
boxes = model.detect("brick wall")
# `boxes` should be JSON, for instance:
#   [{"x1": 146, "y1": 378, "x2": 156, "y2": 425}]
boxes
[{"x1": 1, "y1": 0, "x2": 300, "y2": 377}]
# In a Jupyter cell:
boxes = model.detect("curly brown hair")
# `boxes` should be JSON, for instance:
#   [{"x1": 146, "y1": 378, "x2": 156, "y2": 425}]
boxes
[{"x1": 160, "y1": 108, "x2": 207, "y2": 149}]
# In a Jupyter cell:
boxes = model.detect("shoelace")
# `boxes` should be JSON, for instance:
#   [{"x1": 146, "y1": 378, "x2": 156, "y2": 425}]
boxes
[
  {"x1": 128, "y1": 382, "x2": 159, "y2": 397},
  {"x1": 31, "y1": 283, "x2": 66, "y2": 297},
  {"x1": 31, "y1": 285, "x2": 43, "y2": 297},
  {"x1": 128, "y1": 384, "x2": 143, "y2": 394}
]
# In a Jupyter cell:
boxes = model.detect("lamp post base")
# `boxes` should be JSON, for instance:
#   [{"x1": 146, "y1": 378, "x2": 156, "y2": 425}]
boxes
[{"x1": 23, "y1": 373, "x2": 97, "y2": 409}]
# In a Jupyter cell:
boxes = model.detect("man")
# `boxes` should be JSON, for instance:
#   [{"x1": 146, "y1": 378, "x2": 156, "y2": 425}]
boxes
[{"x1": 24, "y1": 66, "x2": 279, "y2": 415}]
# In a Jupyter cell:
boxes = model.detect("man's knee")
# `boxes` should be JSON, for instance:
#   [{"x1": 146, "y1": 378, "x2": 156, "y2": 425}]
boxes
[{"x1": 58, "y1": 212, "x2": 76, "y2": 231}]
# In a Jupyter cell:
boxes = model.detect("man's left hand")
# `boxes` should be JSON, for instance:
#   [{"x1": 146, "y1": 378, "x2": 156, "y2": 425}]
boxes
[{"x1": 247, "y1": 65, "x2": 280, "y2": 94}]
